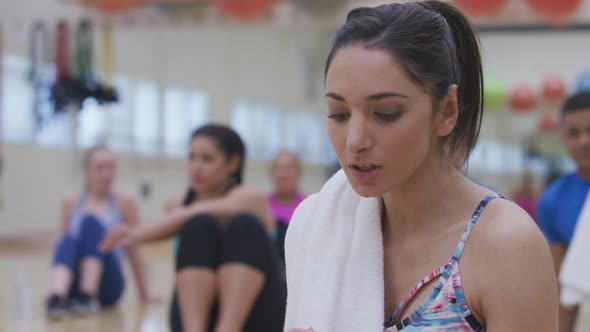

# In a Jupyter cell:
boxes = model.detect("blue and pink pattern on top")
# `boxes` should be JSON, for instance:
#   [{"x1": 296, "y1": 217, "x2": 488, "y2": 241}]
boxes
[{"x1": 384, "y1": 194, "x2": 502, "y2": 332}]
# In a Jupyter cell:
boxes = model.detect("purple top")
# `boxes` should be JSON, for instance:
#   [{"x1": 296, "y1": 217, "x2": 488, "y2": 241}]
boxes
[
  {"x1": 269, "y1": 193, "x2": 305, "y2": 225},
  {"x1": 513, "y1": 192, "x2": 537, "y2": 222}
]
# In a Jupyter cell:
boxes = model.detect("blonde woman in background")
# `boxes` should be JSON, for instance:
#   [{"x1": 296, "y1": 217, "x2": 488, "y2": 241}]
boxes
[{"x1": 46, "y1": 145, "x2": 157, "y2": 319}]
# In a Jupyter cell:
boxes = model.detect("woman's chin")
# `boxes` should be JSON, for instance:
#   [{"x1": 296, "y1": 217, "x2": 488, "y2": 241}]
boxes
[{"x1": 347, "y1": 181, "x2": 386, "y2": 198}]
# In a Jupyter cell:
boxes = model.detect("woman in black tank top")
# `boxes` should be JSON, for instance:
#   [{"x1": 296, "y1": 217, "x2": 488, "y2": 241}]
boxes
[{"x1": 101, "y1": 125, "x2": 286, "y2": 332}]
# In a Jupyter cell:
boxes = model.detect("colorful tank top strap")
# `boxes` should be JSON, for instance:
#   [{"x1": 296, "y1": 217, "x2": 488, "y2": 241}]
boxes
[
  {"x1": 450, "y1": 193, "x2": 503, "y2": 262},
  {"x1": 383, "y1": 193, "x2": 504, "y2": 330},
  {"x1": 68, "y1": 192, "x2": 124, "y2": 236},
  {"x1": 106, "y1": 192, "x2": 123, "y2": 225},
  {"x1": 74, "y1": 192, "x2": 88, "y2": 216},
  {"x1": 384, "y1": 264, "x2": 447, "y2": 327}
]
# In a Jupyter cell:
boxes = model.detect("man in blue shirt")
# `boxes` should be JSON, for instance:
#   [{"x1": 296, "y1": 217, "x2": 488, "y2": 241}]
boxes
[{"x1": 538, "y1": 91, "x2": 590, "y2": 332}]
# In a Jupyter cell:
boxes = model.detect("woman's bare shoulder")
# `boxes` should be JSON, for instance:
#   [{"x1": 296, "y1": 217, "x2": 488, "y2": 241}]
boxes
[
  {"x1": 463, "y1": 197, "x2": 557, "y2": 329},
  {"x1": 474, "y1": 197, "x2": 545, "y2": 251},
  {"x1": 62, "y1": 191, "x2": 79, "y2": 203},
  {"x1": 113, "y1": 191, "x2": 138, "y2": 209},
  {"x1": 165, "y1": 196, "x2": 185, "y2": 212},
  {"x1": 61, "y1": 192, "x2": 81, "y2": 211},
  {"x1": 228, "y1": 185, "x2": 269, "y2": 203}
]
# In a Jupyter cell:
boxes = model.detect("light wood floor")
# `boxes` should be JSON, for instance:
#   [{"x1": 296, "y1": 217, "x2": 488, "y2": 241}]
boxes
[
  {"x1": 0, "y1": 238, "x2": 174, "y2": 332},
  {"x1": 2, "y1": 236, "x2": 590, "y2": 332}
]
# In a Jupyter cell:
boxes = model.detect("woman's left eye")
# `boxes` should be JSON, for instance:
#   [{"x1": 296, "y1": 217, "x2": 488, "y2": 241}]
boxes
[{"x1": 375, "y1": 112, "x2": 401, "y2": 122}]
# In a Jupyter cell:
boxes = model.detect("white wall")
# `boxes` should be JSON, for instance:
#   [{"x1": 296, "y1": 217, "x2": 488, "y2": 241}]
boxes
[
  {"x1": 0, "y1": 143, "x2": 327, "y2": 234},
  {"x1": 480, "y1": 31, "x2": 590, "y2": 93},
  {"x1": 472, "y1": 31, "x2": 589, "y2": 189},
  {"x1": 479, "y1": 30, "x2": 590, "y2": 144},
  {"x1": 2, "y1": 0, "x2": 590, "y2": 233},
  {"x1": 0, "y1": 0, "x2": 333, "y2": 234}
]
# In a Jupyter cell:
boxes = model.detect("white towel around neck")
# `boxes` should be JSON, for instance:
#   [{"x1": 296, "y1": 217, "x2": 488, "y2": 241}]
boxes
[
  {"x1": 284, "y1": 169, "x2": 384, "y2": 332},
  {"x1": 559, "y1": 187, "x2": 590, "y2": 306}
]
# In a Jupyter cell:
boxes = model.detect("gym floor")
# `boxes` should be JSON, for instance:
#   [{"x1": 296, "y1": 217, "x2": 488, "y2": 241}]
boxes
[
  {"x1": 0, "y1": 235, "x2": 173, "y2": 332},
  {"x1": 1, "y1": 235, "x2": 590, "y2": 332}
]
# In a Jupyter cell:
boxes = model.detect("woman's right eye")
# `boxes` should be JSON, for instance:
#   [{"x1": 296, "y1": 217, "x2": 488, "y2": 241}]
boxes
[
  {"x1": 568, "y1": 128, "x2": 580, "y2": 138},
  {"x1": 201, "y1": 154, "x2": 214, "y2": 163},
  {"x1": 327, "y1": 113, "x2": 349, "y2": 122}
]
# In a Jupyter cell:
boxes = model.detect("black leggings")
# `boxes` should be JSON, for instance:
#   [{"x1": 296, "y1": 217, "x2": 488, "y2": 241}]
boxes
[{"x1": 169, "y1": 213, "x2": 286, "y2": 332}]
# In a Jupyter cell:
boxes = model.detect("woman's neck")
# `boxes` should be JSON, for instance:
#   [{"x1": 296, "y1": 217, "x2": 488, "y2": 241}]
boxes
[
  {"x1": 578, "y1": 168, "x2": 590, "y2": 181},
  {"x1": 381, "y1": 158, "x2": 484, "y2": 239},
  {"x1": 518, "y1": 186, "x2": 534, "y2": 197},
  {"x1": 273, "y1": 191, "x2": 299, "y2": 204},
  {"x1": 87, "y1": 189, "x2": 109, "y2": 201},
  {"x1": 197, "y1": 187, "x2": 227, "y2": 201}
]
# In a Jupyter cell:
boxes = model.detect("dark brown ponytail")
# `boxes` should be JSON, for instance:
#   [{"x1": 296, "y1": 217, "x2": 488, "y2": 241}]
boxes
[{"x1": 419, "y1": 0, "x2": 484, "y2": 162}]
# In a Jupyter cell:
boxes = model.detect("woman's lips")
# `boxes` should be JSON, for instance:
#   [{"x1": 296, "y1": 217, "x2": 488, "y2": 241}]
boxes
[{"x1": 348, "y1": 164, "x2": 382, "y2": 182}]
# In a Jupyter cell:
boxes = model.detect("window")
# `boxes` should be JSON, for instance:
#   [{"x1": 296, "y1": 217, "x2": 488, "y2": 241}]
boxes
[
  {"x1": 231, "y1": 102, "x2": 332, "y2": 164},
  {"x1": 1, "y1": 54, "x2": 66, "y2": 147},
  {"x1": 76, "y1": 98, "x2": 107, "y2": 148},
  {"x1": 163, "y1": 87, "x2": 208, "y2": 157},
  {"x1": 231, "y1": 102, "x2": 281, "y2": 160},
  {"x1": 469, "y1": 140, "x2": 525, "y2": 175},
  {"x1": 1, "y1": 54, "x2": 134, "y2": 149},
  {"x1": 106, "y1": 76, "x2": 133, "y2": 152},
  {"x1": 2, "y1": 55, "x2": 35, "y2": 143},
  {"x1": 133, "y1": 80, "x2": 160, "y2": 155},
  {"x1": 282, "y1": 109, "x2": 330, "y2": 164},
  {"x1": 36, "y1": 112, "x2": 71, "y2": 147}
]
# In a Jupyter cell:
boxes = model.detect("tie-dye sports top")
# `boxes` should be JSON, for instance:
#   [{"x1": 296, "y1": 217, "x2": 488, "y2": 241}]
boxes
[{"x1": 384, "y1": 194, "x2": 502, "y2": 332}]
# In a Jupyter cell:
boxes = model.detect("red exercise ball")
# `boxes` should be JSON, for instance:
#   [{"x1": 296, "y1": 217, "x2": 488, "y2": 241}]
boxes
[
  {"x1": 216, "y1": 0, "x2": 274, "y2": 20},
  {"x1": 539, "y1": 114, "x2": 558, "y2": 132},
  {"x1": 510, "y1": 85, "x2": 537, "y2": 113},
  {"x1": 525, "y1": 0, "x2": 582, "y2": 22},
  {"x1": 91, "y1": 0, "x2": 140, "y2": 14},
  {"x1": 453, "y1": 0, "x2": 508, "y2": 17},
  {"x1": 292, "y1": 0, "x2": 346, "y2": 16},
  {"x1": 542, "y1": 75, "x2": 566, "y2": 103}
]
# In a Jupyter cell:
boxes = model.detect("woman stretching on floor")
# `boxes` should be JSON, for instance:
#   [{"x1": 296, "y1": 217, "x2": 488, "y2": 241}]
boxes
[
  {"x1": 46, "y1": 145, "x2": 157, "y2": 319},
  {"x1": 101, "y1": 124, "x2": 286, "y2": 332}
]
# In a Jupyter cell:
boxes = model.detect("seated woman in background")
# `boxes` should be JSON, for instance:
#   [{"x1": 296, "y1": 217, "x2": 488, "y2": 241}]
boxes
[
  {"x1": 101, "y1": 124, "x2": 286, "y2": 332},
  {"x1": 268, "y1": 150, "x2": 305, "y2": 263},
  {"x1": 511, "y1": 170, "x2": 540, "y2": 222},
  {"x1": 46, "y1": 145, "x2": 156, "y2": 320}
]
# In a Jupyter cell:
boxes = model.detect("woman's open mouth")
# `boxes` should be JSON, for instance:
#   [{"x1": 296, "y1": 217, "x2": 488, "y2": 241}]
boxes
[{"x1": 348, "y1": 164, "x2": 382, "y2": 182}]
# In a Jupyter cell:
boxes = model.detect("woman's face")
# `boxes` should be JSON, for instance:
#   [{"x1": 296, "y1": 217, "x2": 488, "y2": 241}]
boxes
[
  {"x1": 325, "y1": 46, "x2": 448, "y2": 197},
  {"x1": 561, "y1": 109, "x2": 590, "y2": 173},
  {"x1": 271, "y1": 153, "x2": 301, "y2": 195},
  {"x1": 85, "y1": 149, "x2": 116, "y2": 195},
  {"x1": 188, "y1": 136, "x2": 237, "y2": 196}
]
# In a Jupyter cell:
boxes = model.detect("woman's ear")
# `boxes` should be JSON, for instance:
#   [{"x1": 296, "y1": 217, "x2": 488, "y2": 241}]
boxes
[
  {"x1": 227, "y1": 154, "x2": 242, "y2": 174},
  {"x1": 436, "y1": 84, "x2": 459, "y2": 138}
]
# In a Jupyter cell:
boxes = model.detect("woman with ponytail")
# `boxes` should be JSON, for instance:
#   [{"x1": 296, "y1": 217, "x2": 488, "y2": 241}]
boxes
[
  {"x1": 101, "y1": 124, "x2": 286, "y2": 332},
  {"x1": 284, "y1": 1, "x2": 558, "y2": 331}
]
